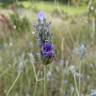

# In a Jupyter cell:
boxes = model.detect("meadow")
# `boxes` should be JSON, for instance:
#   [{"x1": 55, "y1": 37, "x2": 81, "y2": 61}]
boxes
[{"x1": 0, "y1": 1, "x2": 96, "y2": 96}]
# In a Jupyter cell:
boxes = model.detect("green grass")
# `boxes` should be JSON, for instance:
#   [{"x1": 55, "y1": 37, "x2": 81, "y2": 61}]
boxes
[
  {"x1": 19, "y1": 1, "x2": 87, "y2": 15},
  {"x1": 0, "y1": 1, "x2": 87, "y2": 15},
  {"x1": 36, "y1": 2, "x2": 87, "y2": 14}
]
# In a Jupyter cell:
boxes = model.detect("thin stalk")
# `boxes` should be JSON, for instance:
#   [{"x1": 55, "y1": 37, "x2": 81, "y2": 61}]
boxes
[
  {"x1": 60, "y1": 38, "x2": 64, "y2": 96},
  {"x1": 73, "y1": 73, "x2": 79, "y2": 96},
  {"x1": 79, "y1": 61, "x2": 82, "y2": 96},
  {"x1": 44, "y1": 66, "x2": 47, "y2": 96},
  {"x1": 6, "y1": 73, "x2": 21, "y2": 96},
  {"x1": 31, "y1": 63, "x2": 38, "y2": 81},
  {"x1": 60, "y1": 68, "x2": 64, "y2": 96},
  {"x1": 33, "y1": 81, "x2": 37, "y2": 96}
]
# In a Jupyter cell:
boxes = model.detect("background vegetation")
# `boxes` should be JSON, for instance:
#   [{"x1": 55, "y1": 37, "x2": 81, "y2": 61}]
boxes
[{"x1": 0, "y1": 0, "x2": 96, "y2": 96}]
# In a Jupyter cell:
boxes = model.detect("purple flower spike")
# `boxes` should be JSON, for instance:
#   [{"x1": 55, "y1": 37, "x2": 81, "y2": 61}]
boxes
[
  {"x1": 38, "y1": 11, "x2": 46, "y2": 21},
  {"x1": 41, "y1": 41, "x2": 55, "y2": 58}
]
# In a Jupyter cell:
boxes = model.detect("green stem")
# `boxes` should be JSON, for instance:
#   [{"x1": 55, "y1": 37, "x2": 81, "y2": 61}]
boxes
[
  {"x1": 44, "y1": 66, "x2": 47, "y2": 96},
  {"x1": 31, "y1": 63, "x2": 37, "y2": 81},
  {"x1": 33, "y1": 81, "x2": 37, "y2": 96},
  {"x1": 6, "y1": 73, "x2": 21, "y2": 96},
  {"x1": 60, "y1": 67, "x2": 64, "y2": 96},
  {"x1": 73, "y1": 73, "x2": 79, "y2": 96},
  {"x1": 79, "y1": 61, "x2": 82, "y2": 96}
]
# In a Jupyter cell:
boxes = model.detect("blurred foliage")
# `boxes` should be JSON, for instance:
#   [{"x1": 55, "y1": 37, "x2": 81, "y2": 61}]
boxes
[
  {"x1": 0, "y1": 0, "x2": 92, "y2": 5},
  {"x1": 0, "y1": 0, "x2": 14, "y2": 3},
  {"x1": 10, "y1": 13, "x2": 30, "y2": 35},
  {"x1": 0, "y1": 13, "x2": 96, "y2": 96}
]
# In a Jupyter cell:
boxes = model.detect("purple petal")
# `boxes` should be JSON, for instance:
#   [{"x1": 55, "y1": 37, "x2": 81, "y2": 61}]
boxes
[
  {"x1": 42, "y1": 42, "x2": 54, "y2": 51},
  {"x1": 41, "y1": 42, "x2": 55, "y2": 58},
  {"x1": 42, "y1": 50, "x2": 55, "y2": 58},
  {"x1": 38, "y1": 11, "x2": 46, "y2": 21}
]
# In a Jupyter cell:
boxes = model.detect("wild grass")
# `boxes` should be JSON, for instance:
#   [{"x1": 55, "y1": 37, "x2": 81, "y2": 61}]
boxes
[
  {"x1": 0, "y1": 2, "x2": 96, "y2": 96},
  {"x1": 0, "y1": 1, "x2": 87, "y2": 14},
  {"x1": 20, "y1": 1, "x2": 87, "y2": 15}
]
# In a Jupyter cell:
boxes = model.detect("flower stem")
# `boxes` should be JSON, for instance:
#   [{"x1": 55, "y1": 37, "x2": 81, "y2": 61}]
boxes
[
  {"x1": 33, "y1": 81, "x2": 37, "y2": 96},
  {"x1": 73, "y1": 73, "x2": 79, "y2": 96},
  {"x1": 79, "y1": 61, "x2": 82, "y2": 96},
  {"x1": 6, "y1": 73, "x2": 21, "y2": 96},
  {"x1": 44, "y1": 66, "x2": 47, "y2": 96}
]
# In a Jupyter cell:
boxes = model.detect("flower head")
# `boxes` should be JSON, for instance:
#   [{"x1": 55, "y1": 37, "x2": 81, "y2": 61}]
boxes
[
  {"x1": 38, "y1": 11, "x2": 46, "y2": 21},
  {"x1": 41, "y1": 41, "x2": 55, "y2": 58},
  {"x1": 34, "y1": 12, "x2": 56, "y2": 64}
]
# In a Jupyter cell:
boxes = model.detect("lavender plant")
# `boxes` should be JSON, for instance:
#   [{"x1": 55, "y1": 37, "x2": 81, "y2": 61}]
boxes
[{"x1": 33, "y1": 11, "x2": 56, "y2": 65}]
